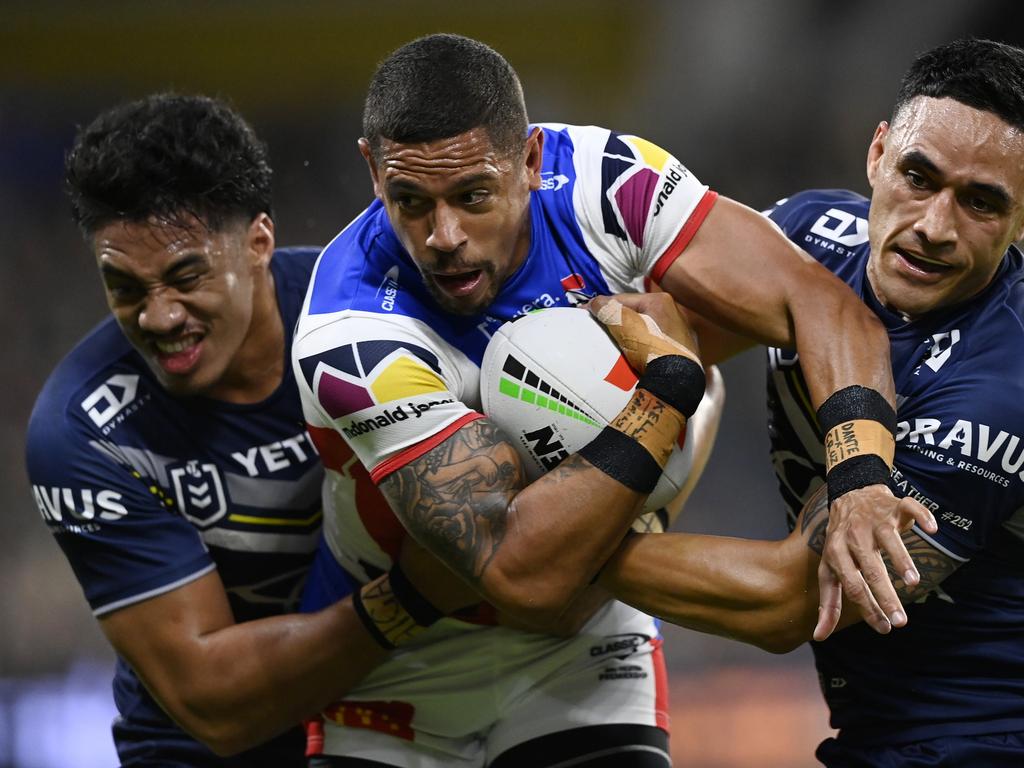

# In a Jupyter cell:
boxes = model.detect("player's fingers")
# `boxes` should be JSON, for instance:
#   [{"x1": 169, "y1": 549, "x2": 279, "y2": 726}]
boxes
[
  {"x1": 875, "y1": 520, "x2": 919, "y2": 588},
  {"x1": 813, "y1": 561, "x2": 843, "y2": 641},
  {"x1": 857, "y1": 542, "x2": 908, "y2": 629},
  {"x1": 588, "y1": 297, "x2": 697, "y2": 368},
  {"x1": 898, "y1": 496, "x2": 937, "y2": 534},
  {"x1": 825, "y1": 532, "x2": 892, "y2": 634}
]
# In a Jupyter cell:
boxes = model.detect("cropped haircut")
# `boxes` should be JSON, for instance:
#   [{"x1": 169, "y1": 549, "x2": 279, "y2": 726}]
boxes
[
  {"x1": 894, "y1": 38, "x2": 1024, "y2": 133},
  {"x1": 362, "y1": 33, "x2": 528, "y2": 161},
  {"x1": 66, "y1": 93, "x2": 273, "y2": 236}
]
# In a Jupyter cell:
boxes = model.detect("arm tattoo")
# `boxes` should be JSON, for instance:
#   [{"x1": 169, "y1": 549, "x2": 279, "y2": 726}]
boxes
[
  {"x1": 380, "y1": 420, "x2": 523, "y2": 585},
  {"x1": 799, "y1": 484, "x2": 962, "y2": 604}
]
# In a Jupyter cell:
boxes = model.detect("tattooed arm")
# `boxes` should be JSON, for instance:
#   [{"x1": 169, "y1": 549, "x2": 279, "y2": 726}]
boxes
[
  {"x1": 597, "y1": 485, "x2": 962, "y2": 653},
  {"x1": 377, "y1": 294, "x2": 694, "y2": 626}
]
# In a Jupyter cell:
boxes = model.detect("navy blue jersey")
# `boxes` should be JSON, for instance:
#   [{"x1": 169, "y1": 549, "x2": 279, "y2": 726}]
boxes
[
  {"x1": 26, "y1": 247, "x2": 331, "y2": 766},
  {"x1": 766, "y1": 189, "x2": 1024, "y2": 745}
]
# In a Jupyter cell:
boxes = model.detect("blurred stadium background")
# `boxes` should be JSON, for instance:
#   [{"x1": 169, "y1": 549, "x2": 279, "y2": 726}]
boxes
[{"x1": 2, "y1": 2, "x2": 1021, "y2": 765}]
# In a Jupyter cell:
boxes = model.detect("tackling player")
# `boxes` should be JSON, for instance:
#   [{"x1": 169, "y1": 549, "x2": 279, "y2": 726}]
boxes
[
  {"x1": 599, "y1": 38, "x2": 1024, "y2": 766},
  {"x1": 292, "y1": 33, "x2": 924, "y2": 767},
  {"x1": 25, "y1": 94, "x2": 466, "y2": 766}
]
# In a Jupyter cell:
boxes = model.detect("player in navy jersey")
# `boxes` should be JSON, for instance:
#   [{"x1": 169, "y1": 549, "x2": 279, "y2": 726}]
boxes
[
  {"x1": 292, "y1": 34, "x2": 928, "y2": 767},
  {"x1": 25, "y1": 94, "x2": 475, "y2": 767},
  {"x1": 593, "y1": 38, "x2": 1024, "y2": 766}
]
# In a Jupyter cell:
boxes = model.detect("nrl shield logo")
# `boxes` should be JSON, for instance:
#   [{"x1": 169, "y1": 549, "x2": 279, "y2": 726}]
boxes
[{"x1": 170, "y1": 461, "x2": 227, "y2": 527}]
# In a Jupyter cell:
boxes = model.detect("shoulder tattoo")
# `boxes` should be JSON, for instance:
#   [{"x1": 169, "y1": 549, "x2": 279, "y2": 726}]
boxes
[{"x1": 380, "y1": 419, "x2": 523, "y2": 585}]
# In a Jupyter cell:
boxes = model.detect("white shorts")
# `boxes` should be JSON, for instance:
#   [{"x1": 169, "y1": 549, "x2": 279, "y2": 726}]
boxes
[{"x1": 312, "y1": 600, "x2": 669, "y2": 767}]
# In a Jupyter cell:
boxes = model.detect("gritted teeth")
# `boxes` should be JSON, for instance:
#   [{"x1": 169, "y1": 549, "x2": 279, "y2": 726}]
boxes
[{"x1": 155, "y1": 334, "x2": 201, "y2": 354}]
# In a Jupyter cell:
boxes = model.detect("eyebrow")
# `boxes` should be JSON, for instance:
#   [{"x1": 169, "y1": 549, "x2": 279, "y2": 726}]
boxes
[
  {"x1": 384, "y1": 172, "x2": 498, "y2": 196},
  {"x1": 902, "y1": 149, "x2": 1012, "y2": 208},
  {"x1": 99, "y1": 253, "x2": 209, "y2": 282}
]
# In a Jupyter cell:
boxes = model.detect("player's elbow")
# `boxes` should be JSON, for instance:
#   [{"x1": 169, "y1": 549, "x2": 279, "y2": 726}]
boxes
[
  {"x1": 166, "y1": 689, "x2": 269, "y2": 756},
  {"x1": 483, "y1": 564, "x2": 584, "y2": 628}
]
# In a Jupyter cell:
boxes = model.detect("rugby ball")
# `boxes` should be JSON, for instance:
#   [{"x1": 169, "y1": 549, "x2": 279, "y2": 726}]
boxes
[{"x1": 479, "y1": 306, "x2": 696, "y2": 515}]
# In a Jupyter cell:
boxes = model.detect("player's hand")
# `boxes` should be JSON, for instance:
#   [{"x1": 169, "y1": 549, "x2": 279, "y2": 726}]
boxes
[
  {"x1": 588, "y1": 292, "x2": 701, "y2": 373},
  {"x1": 814, "y1": 486, "x2": 937, "y2": 640}
]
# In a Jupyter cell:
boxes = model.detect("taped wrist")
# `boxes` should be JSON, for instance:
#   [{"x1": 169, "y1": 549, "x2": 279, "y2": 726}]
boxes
[
  {"x1": 352, "y1": 562, "x2": 443, "y2": 650},
  {"x1": 637, "y1": 355, "x2": 706, "y2": 417},
  {"x1": 817, "y1": 385, "x2": 896, "y2": 504},
  {"x1": 579, "y1": 426, "x2": 664, "y2": 494}
]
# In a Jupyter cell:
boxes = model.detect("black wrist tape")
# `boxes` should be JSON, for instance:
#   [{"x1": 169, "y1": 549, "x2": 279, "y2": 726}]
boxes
[
  {"x1": 637, "y1": 355, "x2": 706, "y2": 417},
  {"x1": 579, "y1": 426, "x2": 663, "y2": 494},
  {"x1": 388, "y1": 561, "x2": 444, "y2": 627},
  {"x1": 816, "y1": 385, "x2": 896, "y2": 433},
  {"x1": 825, "y1": 454, "x2": 892, "y2": 504},
  {"x1": 351, "y1": 585, "x2": 395, "y2": 650},
  {"x1": 817, "y1": 386, "x2": 896, "y2": 503}
]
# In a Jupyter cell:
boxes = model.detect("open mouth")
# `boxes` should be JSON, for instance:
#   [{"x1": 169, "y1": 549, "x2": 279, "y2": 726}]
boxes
[
  {"x1": 153, "y1": 333, "x2": 204, "y2": 375},
  {"x1": 433, "y1": 269, "x2": 484, "y2": 297},
  {"x1": 893, "y1": 247, "x2": 954, "y2": 276}
]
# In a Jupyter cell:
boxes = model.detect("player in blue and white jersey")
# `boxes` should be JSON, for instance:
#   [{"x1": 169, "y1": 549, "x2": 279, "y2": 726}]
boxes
[
  {"x1": 293, "y1": 34, "x2": 921, "y2": 767},
  {"x1": 25, "y1": 94, "x2": 435, "y2": 767},
  {"x1": 593, "y1": 39, "x2": 1024, "y2": 766}
]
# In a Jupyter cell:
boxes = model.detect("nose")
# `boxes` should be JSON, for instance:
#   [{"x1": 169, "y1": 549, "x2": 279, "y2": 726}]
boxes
[
  {"x1": 425, "y1": 202, "x2": 467, "y2": 253},
  {"x1": 913, "y1": 188, "x2": 957, "y2": 247},
  {"x1": 138, "y1": 290, "x2": 187, "y2": 335}
]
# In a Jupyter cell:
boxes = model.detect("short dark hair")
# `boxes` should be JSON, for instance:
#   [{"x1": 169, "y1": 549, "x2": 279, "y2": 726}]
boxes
[
  {"x1": 362, "y1": 33, "x2": 528, "y2": 160},
  {"x1": 894, "y1": 38, "x2": 1024, "y2": 132},
  {"x1": 66, "y1": 93, "x2": 273, "y2": 236}
]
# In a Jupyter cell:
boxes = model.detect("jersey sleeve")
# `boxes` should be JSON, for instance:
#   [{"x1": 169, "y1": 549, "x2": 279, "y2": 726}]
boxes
[
  {"x1": 293, "y1": 311, "x2": 483, "y2": 484},
  {"x1": 893, "y1": 374, "x2": 1024, "y2": 562},
  {"x1": 25, "y1": 400, "x2": 214, "y2": 617},
  {"x1": 559, "y1": 125, "x2": 716, "y2": 290}
]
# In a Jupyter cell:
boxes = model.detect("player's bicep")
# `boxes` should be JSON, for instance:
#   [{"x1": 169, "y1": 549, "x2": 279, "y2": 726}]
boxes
[
  {"x1": 99, "y1": 570, "x2": 235, "y2": 708},
  {"x1": 377, "y1": 418, "x2": 527, "y2": 586}
]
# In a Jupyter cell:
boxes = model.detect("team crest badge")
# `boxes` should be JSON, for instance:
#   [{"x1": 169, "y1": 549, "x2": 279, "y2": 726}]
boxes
[{"x1": 170, "y1": 461, "x2": 227, "y2": 527}]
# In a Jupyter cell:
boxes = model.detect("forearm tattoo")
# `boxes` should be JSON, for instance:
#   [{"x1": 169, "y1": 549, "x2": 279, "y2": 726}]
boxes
[
  {"x1": 799, "y1": 485, "x2": 961, "y2": 604},
  {"x1": 381, "y1": 420, "x2": 522, "y2": 585}
]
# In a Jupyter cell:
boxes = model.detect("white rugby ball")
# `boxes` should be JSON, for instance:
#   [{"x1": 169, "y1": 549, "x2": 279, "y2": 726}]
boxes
[{"x1": 479, "y1": 306, "x2": 695, "y2": 515}]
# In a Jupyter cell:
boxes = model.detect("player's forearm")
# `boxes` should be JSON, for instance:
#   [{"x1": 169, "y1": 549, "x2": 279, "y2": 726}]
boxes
[
  {"x1": 660, "y1": 196, "x2": 895, "y2": 406},
  {"x1": 137, "y1": 601, "x2": 387, "y2": 755},
  {"x1": 598, "y1": 531, "x2": 818, "y2": 653}
]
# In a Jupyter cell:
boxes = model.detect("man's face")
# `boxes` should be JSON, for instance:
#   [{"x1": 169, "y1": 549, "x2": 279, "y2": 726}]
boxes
[
  {"x1": 92, "y1": 213, "x2": 275, "y2": 399},
  {"x1": 865, "y1": 96, "x2": 1024, "y2": 319},
  {"x1": 361, "y1": 126, "x2": 544, "y2": 316}
]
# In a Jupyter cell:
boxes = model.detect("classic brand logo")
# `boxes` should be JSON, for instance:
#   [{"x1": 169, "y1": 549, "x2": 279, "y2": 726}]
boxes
[
  {"x1": 81, "y1": 374, "x2": 139, "y2": 428},
  {"x1": 171, "y1": 461, "x2": 227, "y2": 527},
  {"x1": 540, "y1": 171, "x2": 570, "y2": 191},
  {"x1": 32, "y1": 485, "x2": 128, "y2": 523},
  {"x1": 600, "y1": 132, "x2": 686, "y2": 243}
]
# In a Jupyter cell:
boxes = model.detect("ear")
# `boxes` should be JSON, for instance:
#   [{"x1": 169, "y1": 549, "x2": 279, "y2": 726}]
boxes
[
  {"x1": 247, "y1": 213, "x2": 275, "y2": 268},
  {"x1": 524, "y1": 126, "x2": 545, "y2": 191},
  {"x1": 866, "y1": 121, "x2": 889, "y2": 189},
  {"x1": 358, "y1": 138, "x2": 383, "y2": 199}
]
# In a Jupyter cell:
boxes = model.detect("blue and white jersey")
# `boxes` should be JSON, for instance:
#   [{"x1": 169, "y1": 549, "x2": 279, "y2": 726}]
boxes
[
  {"x1": 26, "y1": 247, "x2": 328, "y2": 767},
  {"x1": 293, "y1": 123, "x2": 715, "y2": 588},
  {"x1": 766, "y1": 189, "x2": 1024, "y2": 745}
]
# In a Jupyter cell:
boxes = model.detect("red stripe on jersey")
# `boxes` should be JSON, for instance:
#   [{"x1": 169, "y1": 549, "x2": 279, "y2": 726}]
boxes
[
  {"x1": 369, "y1": 412, "x2": 486, "y2": 484},
  {"x1": 306, "y1": 423, "x2": 404, "y2": 561},
  {"x1": 649, "y1": 190, "x2": 719, "y2": 284},
  {"x1": 305, "y1": 423, "x2": 350, "y2": 474},
  {"x1": 652, "y1": 636, "x2": 671, "y2": 733},
  {"x1": 304, "y1": 717, "x2": 324, "y2": 757}
]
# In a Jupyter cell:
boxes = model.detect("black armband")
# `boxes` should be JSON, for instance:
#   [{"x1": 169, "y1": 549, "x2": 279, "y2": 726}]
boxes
[
  {"x1": 637, "y1": 355, "x2": 706, "y2": 417},
  {"x1": 578, "y1": 426, "x2": 663, "y2": 494},
  {"x1": 816, "y1": 386, "x2": 896, "y2": 504}
]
